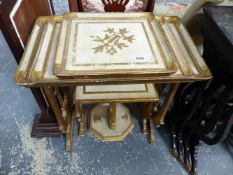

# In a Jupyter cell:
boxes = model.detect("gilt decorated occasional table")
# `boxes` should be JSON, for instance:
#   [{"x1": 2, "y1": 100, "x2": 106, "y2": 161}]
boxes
[{"x1": 15, "y1": 12, "x2": 211, "y2": 151}]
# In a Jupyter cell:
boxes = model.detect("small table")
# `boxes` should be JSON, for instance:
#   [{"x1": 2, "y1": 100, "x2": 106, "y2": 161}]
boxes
[
  {"x1": 74, "y1": 83, "x2": 159, "y2": 143},
  {"x1": 15, "y1": 13, "x2": 211, "y2": 151}
]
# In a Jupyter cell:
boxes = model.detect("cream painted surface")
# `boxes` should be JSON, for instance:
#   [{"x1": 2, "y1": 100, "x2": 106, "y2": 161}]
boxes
[
  {"x1": 65, "y1": 19, "x2": 166, "y2": 72},
  {"x1": 20, "y1": 25, "x2": 40, "y2": 71},
  {"x1": 75, "y1": 83, "x2": 158, "y2": 101},
  {"x1": 151, "y1": 19, "x2": 173, "y2": 63},
  {"x1": 162, "y1": 22, "x2": 190, "y2": 73},
  {"x1": 19, "y1": 13, "x2": 208, "y2": 81},
  {"x1": 178, "y1": 24, "x2": 207, "y2": 69},
  {"x1": 71, "y1": 21, "x2": 156, "y2": 64},
  {"x1": 90, "y1": 103, "x2": 134, "y2": 140},
  {"x1": 55, "y1": 20, "x2": 67, "y2": 64},
  {"x1": 44, "y1": 23, "x2": 61, "y2": 78},
  {"x1": 85, "y1": 84, "x2": 147, "y2": 92},
  {"x1": 35, "y1": 23, "x2": 53, "y2": 72},
  {"x1": 169, "y1": 24, "x2": 198, "y2": 74}
]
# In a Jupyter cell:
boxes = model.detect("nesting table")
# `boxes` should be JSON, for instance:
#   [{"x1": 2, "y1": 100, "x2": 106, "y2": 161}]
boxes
[{"x1": 15, "y1": 12, "x2": 211, "y2": 151}]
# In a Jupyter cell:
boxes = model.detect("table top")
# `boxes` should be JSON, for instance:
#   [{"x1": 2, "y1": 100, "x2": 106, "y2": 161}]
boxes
[
  {"x1": 15, "y1": 13, "x2": 211, "y2": 87},
  {"x1": 54, "y1": 13, "x2": 177, "y2": 78},
  {"x1": 74, "y1": 83, "x2": 159, "y2": 103}
]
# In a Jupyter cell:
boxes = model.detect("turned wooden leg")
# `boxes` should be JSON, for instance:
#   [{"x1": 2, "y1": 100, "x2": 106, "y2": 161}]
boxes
[
  {"x1": 79, "y1": 114, "x2": 84, "y2": 136},
  {"x1": 66, "y1": 120, "x2": 73, "y2": 152},
  {"x1": 142, "y1": 118, "x2": 148, "y2": 135},
  {"x1": 79, "y1": 104, "x2": 84, "y2": 136},
  {"x1": 149, "y1": 119, "x2": 155, "y2": 144},
  {"x1": 75, "y1": 103, "x2": 81, "y2": 122},
  {"x1": 43, "y1": 87, "x2": 64, "y2": 131},
  {"x1": 60, "y1": 88, "x2": 73, "y2": 152},
  {"x1": 75, "y1": 103, "x2": 84, "y2": 137},
  {"x1": 66, "y1": 103, "x2": 73, "y2": 152},
  {"x1": 140, "y1": 102, "x2": 156, "y2": 143},
  {"x1": 109, "y1": 103, "x2": 117, "y2": 130},
  {"x1": 154, "y1": 83, "x2": 180, "y2": 127}
]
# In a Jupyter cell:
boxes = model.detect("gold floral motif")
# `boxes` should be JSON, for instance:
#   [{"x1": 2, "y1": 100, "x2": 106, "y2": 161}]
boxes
[{"x1": 91, "y1": 27, "x2": 135, "y2": 55}]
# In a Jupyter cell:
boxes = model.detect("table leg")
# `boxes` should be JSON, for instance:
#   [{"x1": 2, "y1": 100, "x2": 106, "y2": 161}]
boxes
[
  {"x1": 141, "y1": 102, "x2": 156, "y2": 143},
  {"x1": 43, "y1": 87, "x2": 64, "y2": 132},
  {"x1": 66, "y1": 119, "x2": 73, "y2": 152},
  {"x1": 89, "y1": 103, "x2": 134, "y2": 142},
  {"x1": 109, "y1": 103, "x2": 117, "y2": 130},
  {"x1": 79, "y1": 108, "x2": 84, "y2": 137},
  {"x1": 142, "y1": 118, "x2": 148, "y2": 135},
  {"x1": 154, "y1": 83, "x2": 180, "y2": 127},
  {"x1": 149, "y1": 119, "x2": 155, "y2": 144},
  {"x1": 65, "y1": 100, "x2": 73, "y2": 151},
  {"x1": 57, "y1": 87, "x2": 73, "y2": 151},
  {"x1": 75, "y1": 104, "x2": 84, "y2": 136}
]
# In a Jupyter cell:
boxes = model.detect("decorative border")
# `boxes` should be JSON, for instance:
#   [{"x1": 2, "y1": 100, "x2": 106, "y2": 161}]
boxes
[
  {"x1": 74, "y1": 83, "x2": 160, "y2": 103},
  {"x1": 15, "y1": 16, "x2": 63, "y2": 85},
  {"x1": 88, "y1": 104, "x2": 134, "y2": 142},
  {"x1": 83, "y1": 83, "x2": 149, "y2": 94},
  {"x1": 69, "y1": 21, "x2": 158, "y2": 66},
  {"x1": 53, "y1": 12, "x2": 177, "y2": 78},
  {"x1": 15, "y1": 15, "x2": 212, "y2": 87}
]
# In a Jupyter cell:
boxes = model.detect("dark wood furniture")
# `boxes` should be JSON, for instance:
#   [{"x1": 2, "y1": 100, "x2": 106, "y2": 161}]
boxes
[
  {"x1": 202, "y1": 5, "x2": 233, "y2": 145},
  {"x1": 68, "y1": 0, "x2": 155, "y2": 12},
  {"x1": 166, "y1": 6, "x2": 233, "y2": 175},
  {"x1": 0, "y1": 0, "x2": 61, "y2": 137}
]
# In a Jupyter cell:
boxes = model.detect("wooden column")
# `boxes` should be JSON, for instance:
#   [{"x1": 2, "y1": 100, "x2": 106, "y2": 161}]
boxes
[{"x1": 0, "y1": 0, "x2": 60, "y2": 137}]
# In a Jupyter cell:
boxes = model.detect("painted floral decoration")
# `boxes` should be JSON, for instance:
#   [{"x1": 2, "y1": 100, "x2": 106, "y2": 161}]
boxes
[{"x1": 91, "y1": 27, "x2": 135, "y2": 55}]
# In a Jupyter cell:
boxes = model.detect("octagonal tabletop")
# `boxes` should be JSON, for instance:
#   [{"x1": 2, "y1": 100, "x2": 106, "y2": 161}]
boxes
[{"x1": 89, "y1": 103, "x2": 134, "y2": 142}]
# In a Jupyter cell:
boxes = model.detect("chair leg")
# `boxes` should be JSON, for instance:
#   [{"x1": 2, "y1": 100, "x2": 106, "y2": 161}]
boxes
[
  {"x1": 183, "y1": 132, "x2": 192, "y2": 171},
  {"x1": 170, "y1": 126, "x2": 178, "y2": 158},
  {"x1": 177, "y1": 130, "x2": 185, "y2": 164},
  {"x1": 191, "y1": 137, "x2": 200, "y2": 175}
]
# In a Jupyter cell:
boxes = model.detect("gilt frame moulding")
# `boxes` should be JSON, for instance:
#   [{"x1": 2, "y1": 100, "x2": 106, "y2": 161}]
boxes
[
  {"x1": 15, "y1": 16, "x2": 63, "y2": 85},
  {"x1": 15, "y1": 15, "x2": 212, "y2": 87},
  {"x1": 53, "y1": 12, "x2": 178, "y2": 78},
  {"x1": 74, "y1": 83, "x2": 159, "y2": 103},
  {"x1": 13, "y1": 14, "x2": 212, "y2": 136}
]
